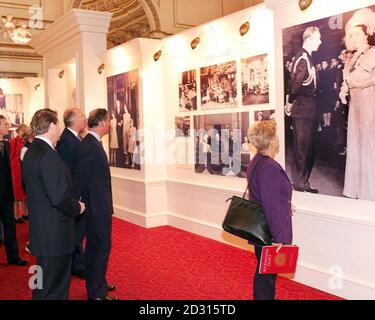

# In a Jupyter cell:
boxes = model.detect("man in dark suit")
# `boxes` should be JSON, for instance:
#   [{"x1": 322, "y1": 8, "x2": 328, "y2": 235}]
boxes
[
  {"x1": 23, "y1": 109, "x2": 85, "y2": 300},
  {"x1": 0, "y1": 115, "x2": 27, "y2": 267},
  {"x1": 74, "y1": 108, "x2": 118, "y2": 300},
  {"x1": 285, "y1": 26, "x2": 321, "y2": 193},
  {"x1": 56, "y1": 107, "x2": 87, "y2": 279}
]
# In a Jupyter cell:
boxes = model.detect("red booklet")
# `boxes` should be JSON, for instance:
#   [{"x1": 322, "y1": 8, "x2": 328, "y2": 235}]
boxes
[{"x1": 259, "y1": 245, "x2": 299, "y2": 274}]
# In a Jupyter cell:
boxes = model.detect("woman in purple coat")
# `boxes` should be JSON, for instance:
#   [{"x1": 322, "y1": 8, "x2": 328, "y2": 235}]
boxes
[{"x1": 247, "y1": 120, "x2": 293, "y2": 300}]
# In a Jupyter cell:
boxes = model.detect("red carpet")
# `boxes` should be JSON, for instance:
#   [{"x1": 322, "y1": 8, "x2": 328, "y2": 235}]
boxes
[{"x1": 0, "y1": 218, "x2": 343, "y2": 300}]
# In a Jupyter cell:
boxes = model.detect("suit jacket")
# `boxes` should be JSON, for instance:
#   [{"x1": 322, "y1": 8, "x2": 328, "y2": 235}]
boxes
[
  {"x1": 247, "y1": 153, "x2": 293, "y2": 244},
  {"x1": 22, "y1": 138, "x2": 80, "y2": 257},
  {"x1": 74, "y1": 133, "x2": 113, "y2": 216},
  {"x1": 288, "y1": 48, "x2": 317, "y2": 119},
  {"x1": 56, "y1": 128, "x2": 81, "y2": 176},
  {"x1": 0, "y1": 140, "x2": 14, "y2": 202}
]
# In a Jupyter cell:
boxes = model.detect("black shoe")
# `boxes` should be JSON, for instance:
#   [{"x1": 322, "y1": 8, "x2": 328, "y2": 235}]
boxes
[
  {"x1": 15, "y1": 218, "x2": 24, "y2": 224},
  {"x1": 294, "y1": 186, "x2": 319, "y2": 194},
  {"x1": 72, "y1": 270, "x2": 85, "y2": 279},
  {"x1": 22, "y1": 215, "x2": 29, "y2": 221},
  {"x1": 0, "y1": 238, "x2": 4, "y2": 245},
  {"x1": 9, "y1": 259, "x2": 28, "y2": 266},
  {"x1": 88, "y1": 296, "x2": 120, "y2": 301},
  {"x1": 107, "y1": 284, "x2": 116, "y2": 292}
]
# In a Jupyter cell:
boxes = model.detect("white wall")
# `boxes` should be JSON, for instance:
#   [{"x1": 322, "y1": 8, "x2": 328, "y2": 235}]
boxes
[
  {"x1": 0, "y1": 77, "x2": 44, "y2": 125},
  {"x1": 105, "y1": 38, "x2": 168, "y2": 228},
  {"x1": 109, "y1": 1, "x2": 375, "y2": 299}
]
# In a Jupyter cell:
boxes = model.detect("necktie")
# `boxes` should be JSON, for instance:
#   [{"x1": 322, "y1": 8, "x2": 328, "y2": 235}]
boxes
[{"x1": 77, "y1": 135, "x2": 83, "y2": 142}]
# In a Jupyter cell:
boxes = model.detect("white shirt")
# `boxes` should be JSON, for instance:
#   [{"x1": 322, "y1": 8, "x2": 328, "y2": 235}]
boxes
[
  {"x1": 35, "y1": 136, "x2": 55, "y2": 150},
  {"x1": 89, "y1": 131, "x2": 101, "y2": 143}
]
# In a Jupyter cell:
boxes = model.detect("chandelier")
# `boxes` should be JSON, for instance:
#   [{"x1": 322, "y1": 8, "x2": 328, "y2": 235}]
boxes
[{"x1": 0, "y1": 16, "x2": 32, "y2": 44}]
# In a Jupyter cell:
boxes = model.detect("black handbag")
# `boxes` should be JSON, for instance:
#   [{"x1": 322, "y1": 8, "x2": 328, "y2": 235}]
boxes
[{"x1": 222, "y1": 156, "x2": 273, "y2": 246}]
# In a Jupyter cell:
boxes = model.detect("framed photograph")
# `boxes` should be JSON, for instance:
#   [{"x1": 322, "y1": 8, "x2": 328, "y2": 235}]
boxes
[
  {"x1": 283, "y1": 5, "x2": 375, "y2": 200},
  {"x1": 107, "y1": 69, "x2": 141, "y2": 170},
  {"x1": 0, "y1": 93, "x2": 24, "y2": 129},
  {"x1": 241, "y1": 54, "x2": 269, "y2": 105},
  {"x1": 200, "y1": 61, "x2": 237, "y2": 110},
  {"x1": 193, "y1": 112, "x2": 253, "y2": 178},
  {"x1": 179, "y1": 70, "x2": 197, "y2": 112},
  {"x1": 175, "y1": 116, "x2": 190, "y2": 137},
  {"x1": 254, "y1": 110, "x2": 275, "y2": 122}
]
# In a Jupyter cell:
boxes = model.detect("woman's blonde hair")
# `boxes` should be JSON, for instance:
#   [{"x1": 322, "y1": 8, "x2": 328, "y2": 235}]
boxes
[{"x1": 248, "y1": 120, "x2": 276, "y2": 153}]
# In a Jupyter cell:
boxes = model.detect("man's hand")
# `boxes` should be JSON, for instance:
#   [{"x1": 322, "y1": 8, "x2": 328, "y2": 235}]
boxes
[
  {"x1": 284, "y1": 102, "x2": 293, "y2": 116},
  {"x1": 79, "y1": 201, "x2": 86, "y2": 214}
]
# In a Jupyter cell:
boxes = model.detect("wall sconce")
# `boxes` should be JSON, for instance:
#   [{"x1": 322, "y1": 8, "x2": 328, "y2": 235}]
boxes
[
  {"x1": 299, "y1": 0, "x2": 313, "y2": 10},
  {"x1": 239, "y1": 21, "x2": 250, "y2": 36},
  {"x1": 35, "y1": 83, "x2": 41, "y2": 91},
  {"x1": 58, "y1": 69, "x2": 64, "y2": 78},
  {"x1": 97, "y1": 63, "x2": 105, "y2": 74},
  {"x1": 191, "y1": 37, "x2": 200, "y2": 50},
  {"x1": 153, "y1": 50, "x2": 162, "y2": 62}
]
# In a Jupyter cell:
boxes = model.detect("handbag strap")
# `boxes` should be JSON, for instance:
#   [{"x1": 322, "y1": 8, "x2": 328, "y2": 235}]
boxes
[{"x1": 242, "y1": 154, "x2": 266, "y2": 200}]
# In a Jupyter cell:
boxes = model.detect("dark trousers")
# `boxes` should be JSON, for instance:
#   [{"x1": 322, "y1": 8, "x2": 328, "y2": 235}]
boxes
[
  {"x1": 0, "y1": 200, "x2": 20, "y2": 263},
  {"x1": 291, "y1": 117, "x2": 316, "y2": 190},
  {"x1": 71, "y1": 214, "x2": 86, "y2": 274},
  {"x1": 32, "y1": 254, "x2": 72, "y2": 300},
  {"x1": 85, "y1": 214, "x2": 112, "y2": 299},
  {"x1": 253, "y1": 246, "x2": 276, "y2": 300}
]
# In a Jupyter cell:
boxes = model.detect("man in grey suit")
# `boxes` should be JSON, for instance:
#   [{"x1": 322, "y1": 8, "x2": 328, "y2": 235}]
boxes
[{"x1": 23, "y1": 109, "x2": 85, "y2": 300}]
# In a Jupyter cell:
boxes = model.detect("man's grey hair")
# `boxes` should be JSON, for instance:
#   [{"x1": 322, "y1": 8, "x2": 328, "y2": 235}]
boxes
[{"x1": 63, "y1": 107, "x2": 81, "y2": 128}]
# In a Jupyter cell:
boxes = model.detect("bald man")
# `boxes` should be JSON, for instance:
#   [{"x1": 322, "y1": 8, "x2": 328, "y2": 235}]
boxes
[{"x1": 56, "y1": 107, "x2": 87, "y2": 279}]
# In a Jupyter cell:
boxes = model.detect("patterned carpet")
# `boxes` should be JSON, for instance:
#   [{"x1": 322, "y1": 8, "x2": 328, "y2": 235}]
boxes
[{"x1": 0, "y1": 218, "x2": 343, "y2": 300}]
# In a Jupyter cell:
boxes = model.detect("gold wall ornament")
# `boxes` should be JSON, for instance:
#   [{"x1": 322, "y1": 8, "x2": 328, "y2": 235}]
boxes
[
  {"x1": 299, "y1": 0, "x2": 313, "y2": 11},
  {"x1": 153, "y1": 50, "x2": 162, "y2": 61},
  {"x1": 58, "y1": 70, "x2": 65, "y2": 78},
  {"x1": 239, "y1": 21, "x2": 250, "y2": 36},
  {"x1": 191, "y1": 37, "x2": 200, "y2": 50},
  {"x1": 97, "y1": 63, "x2": 105, "y2": 74}
]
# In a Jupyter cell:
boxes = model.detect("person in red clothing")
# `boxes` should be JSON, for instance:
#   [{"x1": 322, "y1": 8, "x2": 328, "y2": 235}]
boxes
[{"x1": 10, "y1": 124, "x2": 28, "y2": 223}]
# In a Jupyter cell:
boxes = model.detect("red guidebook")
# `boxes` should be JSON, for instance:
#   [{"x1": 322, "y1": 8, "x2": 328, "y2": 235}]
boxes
[{"x1": 259, "y1": 245, "x2": 299, "y2": 274}]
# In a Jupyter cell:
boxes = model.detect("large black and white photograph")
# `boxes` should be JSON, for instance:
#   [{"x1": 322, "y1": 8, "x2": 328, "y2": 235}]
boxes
[
  {"x1": 254, "y1": 109, "x2": 275, "y2": 122},
  {"x1": 175, "y1": 116, "x2": 190, "y2": 137},
  {"x1": 179, "y1": 70, "x2": 197, "y2": 112},
  {"x1": 0, "y1": 91, "x2": 24, "y2": 129},
  {"x1": 200, "y1": 61, "x2": 237, "y2": 110},
  {"x1": 241, "y1": 54, "x2": 269, "y2": 105},
  {"x1": 194, "y1": 112, "x2": 252, "y2": 178},
  {"x1": 107, "y1": 69, "x2": 141, "y2": 170},
  {"x1": 283, "y1": 5, "x2": 375, "y2": 201}
]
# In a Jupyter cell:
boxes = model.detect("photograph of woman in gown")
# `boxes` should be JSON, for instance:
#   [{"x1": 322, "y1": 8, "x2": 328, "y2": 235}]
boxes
[{"x1": 339, "y1": 8, "x2": 375, "y2": 201}]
